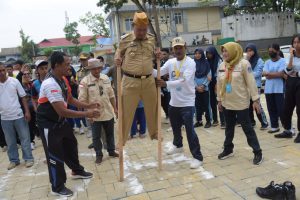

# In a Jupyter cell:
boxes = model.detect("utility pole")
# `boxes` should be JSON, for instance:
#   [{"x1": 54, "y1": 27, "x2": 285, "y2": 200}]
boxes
[{"x1": 152, "y1": 0, "x2": 162, "y2": 48}]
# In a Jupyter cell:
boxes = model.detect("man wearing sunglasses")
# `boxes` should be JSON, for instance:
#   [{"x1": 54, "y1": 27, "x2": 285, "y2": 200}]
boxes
[{"x1": 79, "y1": 59, "x2": 119, "y2": 164}]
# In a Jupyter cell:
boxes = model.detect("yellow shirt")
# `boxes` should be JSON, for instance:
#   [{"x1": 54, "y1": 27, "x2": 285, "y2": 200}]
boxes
[
  {"x1": 217, "y1": 59, "x2": 259, "y2": 110},
  {"x1": 79, "y1": 73, "x2": 115, "y2": 121},
  {"x1": 76, "y1": 67, "x2": 89, "y2": 83},
  {"x1": 115, "y1": 32, "x2": 156, "y2": 75}
]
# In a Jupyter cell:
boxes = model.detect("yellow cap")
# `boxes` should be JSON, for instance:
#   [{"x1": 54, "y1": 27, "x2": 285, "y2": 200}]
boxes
[
  {"x1": 79, "y1": 52, "x2": 89, "y2": 60},
  {"x1": 172, "y1": 37, "x2": 186, "y2": 47},
  {"x1": 133, "y1": 12, "x2": 149, "y2": 27}
]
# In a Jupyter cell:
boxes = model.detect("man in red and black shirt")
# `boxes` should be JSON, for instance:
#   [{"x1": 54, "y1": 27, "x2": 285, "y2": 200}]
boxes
[{"x1": 37, "y1": 52, "x2": 100, "y2": 197}]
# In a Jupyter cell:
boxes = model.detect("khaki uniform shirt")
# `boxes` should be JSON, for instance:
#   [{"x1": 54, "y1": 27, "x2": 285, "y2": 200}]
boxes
[
  {"x1": 79, "y1": 73, "x2": 115, "y2": 121},
  {"x1": 115, "y1": 32, "x2": 156, "y2": 75},
  {"x1": 76, "y1": 67, "x2": 89, "y2": 83},
  {"x1": 217, "y1": 59, "x2": 259, "y2": 110}
]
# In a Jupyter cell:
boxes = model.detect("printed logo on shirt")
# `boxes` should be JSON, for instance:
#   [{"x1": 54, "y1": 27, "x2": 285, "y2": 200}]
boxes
[
  {"x1": 51, "y1": 90, "x2": 59, "y2": 93},
  {"x1": 247, "y1": 66, "x2": 252, "y2": 73}
]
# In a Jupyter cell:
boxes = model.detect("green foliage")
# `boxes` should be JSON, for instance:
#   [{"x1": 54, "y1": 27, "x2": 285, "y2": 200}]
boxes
[
  {"x1": 43, "y1": 47, "x2": 54, "y2": 57},
  {"x1": 79, "y1": 11, "x2": 110, "y2": 37},
  {"x1": 19, "y1": 29, "x2": 39, "y2": 62},
  {"x1": 64, "y1": 22, "x2": 81, "y2": 45}
]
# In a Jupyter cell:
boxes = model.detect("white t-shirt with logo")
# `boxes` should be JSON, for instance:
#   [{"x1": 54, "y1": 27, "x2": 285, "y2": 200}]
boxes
[
  {"x1": 39, "y1": 77, "x2": 66, "y2": 103},
  {"x1": 154, "y1": 56, "x2": 196, "y2": 107},
  {"x1": 0, "y1": 77, "x2": 26, "y2": 120}
]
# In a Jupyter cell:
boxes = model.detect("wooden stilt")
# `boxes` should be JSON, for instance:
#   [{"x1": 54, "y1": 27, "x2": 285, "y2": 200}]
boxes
[
  {"x1": 156, "y1": 48, "x2": 162, "y2": 171},
  {"x1": 117, "y1": 66, "x2": 124, "y2": 181}
]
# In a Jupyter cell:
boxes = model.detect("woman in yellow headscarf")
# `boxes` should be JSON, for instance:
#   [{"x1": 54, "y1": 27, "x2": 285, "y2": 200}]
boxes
[{"x1": 216, "y1": 42, "x2": 263, "y2": 165}]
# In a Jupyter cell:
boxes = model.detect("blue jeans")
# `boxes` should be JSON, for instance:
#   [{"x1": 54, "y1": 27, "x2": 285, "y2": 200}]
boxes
[
  {"x1": 67, "y1": 105, "x2": 87, "y2": 128},
  {"x1": 131, "y1": 107, "x2": 146, "y2": 136},
  {"x1": 169, "y1": 106, "x2": 203, "y2": 161},
  {"x1": 1, "y1": 117, "x2": 34, "y2": 163}
]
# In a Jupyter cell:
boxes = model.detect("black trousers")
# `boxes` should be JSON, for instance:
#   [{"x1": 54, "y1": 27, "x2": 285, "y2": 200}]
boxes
[
  {"x1": 39, "y1": 122, "x2": 84, "y2": 192},
  {"x1": 28, "y1": 109, "x2": 38, "y2": 142},
  {"x1": 161, "y1": 88, "x2": 170, "y2": 118},
  {"x1": 0, "y1": 121, "x2": 7, "y2": 147},
  {"x1": 249, "y1": 99, "x2": 268, "y2": 126},
  {"x1": 169, "y1": 106, "x2": 203, "y2": 161},
  {"x1": 91, "y1": 119, "x2": 115, "y2": 157},
  {"x1": 265, "y1": 93, "x2": 284, "y2": 129},
  {"x1": 209, "y1": 81, "x2": 218, "y2": 122},
  {"x1": 282, "y1": 77, "x2": 300, "y2": 131},
  {"x1": 195, "y1": 91, "x2": 211, "y2": 123},
  {"x1": 223, "y1": 108, "x2": 261, "y2": 154}
]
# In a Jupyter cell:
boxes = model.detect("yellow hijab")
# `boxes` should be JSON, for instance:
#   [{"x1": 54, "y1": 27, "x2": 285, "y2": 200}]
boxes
[{"x1": 220, "y1": 42, "x2": 243, "y2": 97}]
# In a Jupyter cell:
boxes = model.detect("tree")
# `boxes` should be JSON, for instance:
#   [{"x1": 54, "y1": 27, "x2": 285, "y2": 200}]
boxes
[
  {"x1": 97, "y1": 0, "x2": 179, "y2": 47},
  {"x1": 19, "y1": 29, "x2": 39, "y2": 62},
  {"x1": 79, "y1": 11, "x2": 110, "y2": 37},
  {"x1": 63, "y1": 22, "x2": 81, "y2": 56}
]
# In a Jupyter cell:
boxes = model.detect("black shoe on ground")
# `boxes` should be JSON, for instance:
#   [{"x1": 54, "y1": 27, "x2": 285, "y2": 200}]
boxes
[
  {"x1": 268, "y1": 128, "x2": 280, "y2": 134},
  {"x1": 95, "y1": 156, "x2": 103, "y2": 164},
  {"x1": 274, "y1": 130, "x2": 293, "y2": 138},
  {"x1": 251, "y1": 122, "x2": 256, "y2": 127},
  {"x1": 88, "y1": 143, "x2": 94, "y2": 149},
  {"x1": 294, "y1": 133, "x2": 300, "y2": 143},
  {"x1": 256, "y1": 181, "x2": 286, "y2": 200},
  {"x1": 204, "y1": 122, "x2": 211, "y2": 128},
  {"x1": 109, "y1": 151, "x2": 119, "y2": 157},
  {"x1": 71, "y1": 170, "x2": 93, "y2": 179},
  {"x1": 260, "y1": 124, "x2": 269, "y2": 130},
  {"x1": 218, "y1": 150, "x2": 234, "y2": 160},
  {"x1": 283, "y1": 181, "x2": 296, "y2": 200},
  {"x1": 253, "y1": 152, "x2": 263, "y2": 165},
  {"x1": 212, "y1": 121, "x2": 219, "y2": 127},
  {"x1": 194, "y1": 121, "x2": 203, "y2": 128},
  {"x1": 51, "y1": 186, "x2": 73, "y2": 197},
  {"x1": 220, "y1": 123, "x2": 226, "y2": 129}
]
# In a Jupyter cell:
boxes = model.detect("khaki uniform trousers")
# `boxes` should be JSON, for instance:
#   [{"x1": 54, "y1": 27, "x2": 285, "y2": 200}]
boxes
[{"x1": 121, "y1": 75, "x2": 158, "y2": 145}]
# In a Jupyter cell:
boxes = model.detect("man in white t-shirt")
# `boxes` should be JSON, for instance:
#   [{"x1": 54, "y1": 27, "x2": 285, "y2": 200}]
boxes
[
  {"x1": 0, "y1": 62, "x2": 34, "y2": 170},
  {"x1": 155, "y1": 37, "x2": 203, "y2": 169}
]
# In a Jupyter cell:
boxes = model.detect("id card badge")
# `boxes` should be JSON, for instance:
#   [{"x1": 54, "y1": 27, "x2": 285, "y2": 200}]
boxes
[{"x1": 226, "y1": 83, "x2": 232, "y2": 93}]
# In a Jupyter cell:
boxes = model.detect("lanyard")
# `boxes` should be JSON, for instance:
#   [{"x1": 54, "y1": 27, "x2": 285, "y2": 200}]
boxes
[{"x1": 174, "y1": 56, "x2": 186, "y2": 78}]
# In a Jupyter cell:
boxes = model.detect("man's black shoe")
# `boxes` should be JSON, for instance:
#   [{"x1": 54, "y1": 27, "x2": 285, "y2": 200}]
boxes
[
  {"x1": 283, "y1": 181, "x2": 296, "y2": 200},
  {"x1": 71, "y1": 170, "x2": 93, "y2": 179},
  {"x1": 260, "y1": 124, "x2": 269, "y2": 130},
  {"x1": 51, "y1": 187, "x2": 73, "y2": 197},
  {"x1": 109, "y1": 151, "x2": 119, "y2": 157},
  {"x1": 218, "y1": 150, "x2": 234, "y2": 160},
  {"x1": 204, "y1": 122, "x2": 211, "y2": 129},
  {"x1": 256, "y1": 181, "x2": 286, "y2": 200},
  {"x1": 194, "y1": 121, "x2": 203, "y2": 128},
  {"x1": 88, "y1": 143, "x2": 94, "y2": 149},
  {"x1": 253, "y1": 152, "x2": 263, "y2": 165},
  {"x1": 268, "y1": 128, "x2": 280, "y2": 134},
  {"x1": 275, "y1": 130, "x2": 293, "y2": 138},
  {"x1": 212, "y1": 121, "x2": 219, "y2": 127},
  {"x1": 294, "y1": 133, "x2": 300, "y2": 143}
]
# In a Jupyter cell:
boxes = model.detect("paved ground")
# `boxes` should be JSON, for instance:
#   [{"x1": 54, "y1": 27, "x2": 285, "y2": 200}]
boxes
[{"x1": 0, "y1": 101, "x2": 299, "y2": 200}]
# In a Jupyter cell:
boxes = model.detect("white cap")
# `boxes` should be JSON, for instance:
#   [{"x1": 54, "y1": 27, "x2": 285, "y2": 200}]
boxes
[{"x1": 35, "y1": 60, "x2": 48, "y2": 68}]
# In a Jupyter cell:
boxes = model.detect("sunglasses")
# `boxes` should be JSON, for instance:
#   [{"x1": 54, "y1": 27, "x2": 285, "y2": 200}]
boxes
[{"x1": 23, "y1": 73, "x2": 31, "y2": 76}]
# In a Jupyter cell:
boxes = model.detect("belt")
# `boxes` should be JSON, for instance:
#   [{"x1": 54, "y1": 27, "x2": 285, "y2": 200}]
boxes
[{"x1": 123, "y1": 72, "x2": 152, "y2": 79}]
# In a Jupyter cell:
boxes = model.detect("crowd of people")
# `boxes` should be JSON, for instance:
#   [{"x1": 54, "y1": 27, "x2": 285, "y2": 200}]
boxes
[{"x1": 0, "y1": 11, "x2": 299, "y2": 198}]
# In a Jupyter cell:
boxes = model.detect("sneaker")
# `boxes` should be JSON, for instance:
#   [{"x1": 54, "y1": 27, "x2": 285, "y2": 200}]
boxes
[
  {"x1": 268, "y1": 128, "x2": 280, "y2": 134},
  {"x1": 71, "y1": 170, "x2": 93, "y2": 179},
  {"x1": 294, "y1": 133, "x2": 300, "y2": 143},
  {"x1": 256, "y1": 181, "x2": 286, "y2": 200},
  {"x1": 51, "y1": 186, "x2": 73, "y2": 197},
  {"x1": 95, "y1": 156, "x2": 103, "y2": 165},
  {"x1": 7, "y1": 162, "x2": 20, "y2": 170},
  {"x1": 109, "y1": 151, "x2": 119, "y2": 157},
  {"x1": 218, "y1": 150, "x2": 234, "y2": 160},
  {"x1": 237, "y1": 123, "x2": 242, "y2": 127},
  {"x1": 86, "y1": 130, "x2": 92, "y2": 138},
  {"x1": 79, "y1": 127, "x2": 85, "y2": 135},
  {"x1": 25, "y1": 161, "x2": 34, "y2": 168},
  {"x1": 194, "y1": 121, "x2": 203, "y2": 128},
  {"x1": 88, "y1": 143, "x2": 94, "y2": 149},
  {"x1": 283, "y1": 181, "x2": 296, "y2": 200},
  {"x1": 260, "y1": 124, "x2": 269, "y2": 130},
  {"x1": 190, "y1": 159, "x2": 203, "y2": 169},
  {"x1": 253, "y1": 153, "x2": 263, "y2": 165},
  {"x1": 220, "y1": 123, "x2": 226, "y2": 129},
  {"x1": 204, "y1": 122, "x2": 211, "y2": 128},
  {"x1": 139, "y1": 134, "x2": 146, "y2": 138},
  {"x1": 31, "y1": 142, "x2": 35, "y2": 150},
  {"x1": 166, "y1": 145, "x2": 183, "y2": 155},
  {"x1": 2, "y1": 146, "x2": 7, "y2": 152},
  {"x1": 275, "y1": 130, "x2": 293, "y2": 138},
  {"x1": 212, "y1": 121, "x2": 219, "y2": 127},
  {"x1": 251, "y1": 122, "x2": 256, "y2": 127}
]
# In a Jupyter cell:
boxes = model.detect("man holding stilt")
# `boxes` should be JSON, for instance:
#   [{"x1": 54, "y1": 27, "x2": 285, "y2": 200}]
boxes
[{"x1": 114, "y1": 11, "x2": 158, "y2": 144}]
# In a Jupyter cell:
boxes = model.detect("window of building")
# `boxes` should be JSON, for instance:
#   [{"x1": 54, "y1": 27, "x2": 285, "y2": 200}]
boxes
[
  {"x1": 174, "y1": 12, "x2": 182, "y2": 25},
  {"x1": 125, "y1": 18, "x2": 133, "y2": 31}
]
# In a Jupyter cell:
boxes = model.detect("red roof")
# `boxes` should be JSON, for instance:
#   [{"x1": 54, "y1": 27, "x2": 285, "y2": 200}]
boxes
[{"x1": 38, "y1": 36, "x2": 102, "y2": 48}]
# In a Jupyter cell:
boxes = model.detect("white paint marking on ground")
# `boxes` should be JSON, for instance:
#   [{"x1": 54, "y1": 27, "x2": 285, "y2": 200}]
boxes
[
  {"x1": 273, "y1": 159, "x2": 289, "y2": 167},
  {"x1": 0, "y1": 169, "x2": 14, "y2": 192},
  {"x1": 79, "y1": 153, "x2": 96, "y2": 157}
]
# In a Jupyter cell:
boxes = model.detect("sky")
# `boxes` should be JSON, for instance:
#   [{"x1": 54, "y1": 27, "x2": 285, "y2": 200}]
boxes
[{"x1": 0, "y1": 0, "x2": 104, "y2": 49}]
